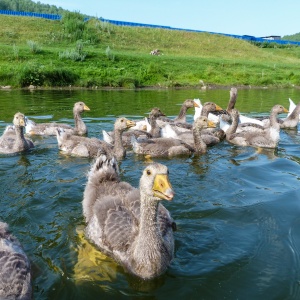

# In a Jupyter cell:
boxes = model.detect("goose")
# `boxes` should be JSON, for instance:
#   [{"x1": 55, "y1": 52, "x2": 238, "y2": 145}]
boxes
[
  {"x1": 161, "y1": 118, "x2": 220, "y2": 147},
  {"x1": 260, "y1": 99, "x2": 300, "y2": 129},
  {"x1": 156, "y1": 99, "x2": 200, "y2": 131},
  {"x1": 226, "y1": 105, "x2": 288, "y2": 148},
  {"x1": 56, "y1": 117, "x2": 135, "y2": 160},
  {"x1": 218, "y1": 87, "x2": 238, "y2": 123},
  {"x1": 82, "y1": 153, "x2": 175, "y2": 279},
  {"x1": 132, "y1": 116, "x2": 213, "y2": 157},
  {"x1": 0, "y1": 221, "x2": 32, "y2": 300},
  {"x1": 102, "y1": 107, "x2": 165, "y2": 148},
  {"x1": 216, "y1": 87, "x2": 264, "y2": 126},
  {"x1": 26, "y1": 101, "x2": 90, "y2": 136},
  {"x1": 162, "y1": 101, "x2": 223, "y2": 138},
  {"x1": 0, "y1": 112, "x2": 34, "y2": 154},
  {"x1": 173, "y1": 99, "x2": 200, "y2": 123}
]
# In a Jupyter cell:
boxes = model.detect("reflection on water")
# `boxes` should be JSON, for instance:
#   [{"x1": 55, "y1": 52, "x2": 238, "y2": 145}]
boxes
[{"x1": 1, "y1": 88, "x2": 300, "y2": 299}]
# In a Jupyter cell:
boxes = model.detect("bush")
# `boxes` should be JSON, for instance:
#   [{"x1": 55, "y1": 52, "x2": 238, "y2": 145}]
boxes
[
  {"x1": 18, "y1": 63, "x2": 79, "y2": 87},
  {"x1": 59, "y1": 40, "x2": 87, "y2": 61},
  {"x1": 61, "y1": 11, "x2": 85, "y2": 42},
  {"x1": 27, "y1": 40, "x2": 42, "y2": 53}
]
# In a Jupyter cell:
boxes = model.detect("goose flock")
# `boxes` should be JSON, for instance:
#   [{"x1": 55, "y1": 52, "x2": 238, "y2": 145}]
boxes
[{"x1": 0, "y1": 88, "x2": 298, "y2": 296}]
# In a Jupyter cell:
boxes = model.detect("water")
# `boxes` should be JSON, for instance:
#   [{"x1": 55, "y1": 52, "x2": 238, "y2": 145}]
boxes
[{"x1": 1, "y1": 88, "x2": 300, "y2": 300}]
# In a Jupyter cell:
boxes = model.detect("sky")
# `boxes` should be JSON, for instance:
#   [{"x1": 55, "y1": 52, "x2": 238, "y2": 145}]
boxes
[{"x1": 35, "y1": 0, "x2": 299, "y2": 37}]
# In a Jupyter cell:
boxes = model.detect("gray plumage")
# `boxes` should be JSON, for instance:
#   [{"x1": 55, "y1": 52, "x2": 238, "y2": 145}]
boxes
[
  {"x1": 219, "y1": 87, "x2": 238, "y2": 123},
  {"x1": 0, "y1": 112, "x2": 34, "y2": 154},
  {"x1": 162, "y1": 117, "x2": 220, "y2": 147},
  {"x1": 156, "y1": 99, "x2": 200, "y2": 131},
  {"x1": 132, "y1": 116, "x2": 211, "y2": 157},
  {"x1": 0, "y1": 222, "x2": 32, "y2": 300},
  {"x1": 103, "y1": 107, "x2": 166, "y2": 149},
  {"x1": 26, "y1": 101, "x2": 90, "y2": 136},
  {"x1": 173, "y1": 99, "x2": 200, "y2": 123},
  {"x1": 262, "y1": 100, "x2": 300, "y2": 129},
  {"x1": 56, "y1": 117, "x2": 135, "y2": 160},
  {"x1": 226, "y1": 105, "x2": 288, "y2": 148},
  {"x1": 82, "y1": 154, "x2": 176, "y2": 279}
]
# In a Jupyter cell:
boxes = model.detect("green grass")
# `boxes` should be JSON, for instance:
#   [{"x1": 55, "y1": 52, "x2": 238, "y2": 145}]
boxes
[{"x1": 1, "y1": 14, "x2": 300, "y2": 88}]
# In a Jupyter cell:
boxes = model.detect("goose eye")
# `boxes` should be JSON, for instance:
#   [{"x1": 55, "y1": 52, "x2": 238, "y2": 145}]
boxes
[
  {"x1": 146, "y1": 170, "x2": 151, "y2": 175},
  {"x1": 120, "y1": 119, "x2": 124, "y2": 122}
]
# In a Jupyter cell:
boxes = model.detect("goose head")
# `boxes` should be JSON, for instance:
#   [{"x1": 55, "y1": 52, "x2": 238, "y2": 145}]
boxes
[
  {"x1": 193, "y1": 116, "x2": 216, "y2": 132},
  {"x1": 13, "y1": 112, "x2": 26, "y2": 127},
  {"x1": 272, "y1": 104, "x2": 288, "y2": 115},
  {"x1": 74, "y1": 101, "x2": 90, "y2": 114},
  {"x1": 183, "y1": 99, "x2": 200, "y2": 109},
  {"x1": 114, "y1": 117, "x2": 136, "y2": 132},
  {"x1": 149, "y1": 107, "x2": 166, "y2": 118},
  {"x1": 139, "y1": 163, "x2": 174, "y2": 201},
  {"x1": 203, "y1": 102, "x2": 223, "y2": 113}
]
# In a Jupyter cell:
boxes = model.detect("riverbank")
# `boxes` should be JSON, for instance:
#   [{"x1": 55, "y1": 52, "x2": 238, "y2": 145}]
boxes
[{"x1": 1, "y1": 13, "x2": 300, "y2": 89}]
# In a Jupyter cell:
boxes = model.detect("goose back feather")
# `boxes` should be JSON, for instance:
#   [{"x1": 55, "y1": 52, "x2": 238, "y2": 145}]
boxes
[
  {"x1": 0, "y1": 221, "x2": 32, "y2": 300},
  {"x1": 132, "y1": 116, "x2": 212, "y2": 157}
]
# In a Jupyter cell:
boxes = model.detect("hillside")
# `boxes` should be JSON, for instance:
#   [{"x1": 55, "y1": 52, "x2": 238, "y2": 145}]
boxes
[
  {"x1": 283, "y1": 33, "x2": 300, "y2": 42},
  {"x1": 1, "y1": 13, "x2": 300, "y2": 88}
]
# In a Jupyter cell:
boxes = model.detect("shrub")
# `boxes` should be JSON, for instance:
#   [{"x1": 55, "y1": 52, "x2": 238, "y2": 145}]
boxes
[
  {"x1": 27, "y1": 40, "x2": 42, "y2": 53},
  {"x1": 59, "y1": 40, "x2": 87, "y2": 61},
  {"x1": 18, "y1": 64, "x2": 45, "y2": 87},
  {"x1": 61, "y1": 11, "x2": 85, "y2": 42},
  {"x1": 105, "y1": 46, "x2": 115, "y2": 61}
]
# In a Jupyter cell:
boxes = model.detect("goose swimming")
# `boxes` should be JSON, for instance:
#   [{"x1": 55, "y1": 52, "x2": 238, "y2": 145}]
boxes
[
  {"x1": 132, "y1": 116, "x2": 213, "y2": 157},
  {"x1": 56, "y1": 117, "x2": 135, "y2": 160},
  {"x1": 260, "y1": 99, "x2": 300, "y2": 129},
  {"x1": 226, "y1": 105, "x2": 288, "y2": 148},
  {"x1": 102, "y1": 107, "x2": 165, "y2": 148},
  {"x1": 82, "y1": 153, "x2": 175, "y2": 279},
  {"x1": 0, "y1": 112, "x2": 34, "y2": 154},
  {"x1": 26, "y1": 101, "x2": 90, "y2": 136}
]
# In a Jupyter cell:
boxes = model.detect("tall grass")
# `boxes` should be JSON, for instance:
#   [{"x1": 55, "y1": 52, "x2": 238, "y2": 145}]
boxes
[{"x1": 0, "y1": 14, "x2": 300, "y2": 88}]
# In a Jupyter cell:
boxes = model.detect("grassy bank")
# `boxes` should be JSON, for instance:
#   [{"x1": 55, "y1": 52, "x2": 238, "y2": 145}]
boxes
[{"x1": 1, "y1": 13, "x2": 300, "y2": 89}]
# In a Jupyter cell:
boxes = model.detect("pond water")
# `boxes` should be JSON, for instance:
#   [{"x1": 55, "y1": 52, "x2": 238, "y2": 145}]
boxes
[{"x1": 1, "y1": 87, "x2": 300, "y2": 300}]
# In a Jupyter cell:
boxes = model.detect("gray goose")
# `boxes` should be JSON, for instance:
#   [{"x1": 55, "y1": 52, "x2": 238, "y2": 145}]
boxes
[
  {"x1": 261, "y1": 100, "x2": 300, "y2": 129},
  {"x1": 26, "y1": 101, "x2": 90, "y2": 136},
  {"x1": 161, "y1": 101, "x2": 223, "y2": 138},
  {"x1": 102, "y1": 107, "x2": 165, "y2": 148},
  {"x1": 0, "y1": 221, "x2": 32, "y2": 299},
  {"x1": 56, "y1": 117, "x2": 135, "y2": 160},
  {"x1": 160, "y1": 118, "x2": 219, "y2": 147},
  {"x1": 226, "y1": 105, "x2": 288, "y2": 148},
  {"x1": 132, "y1": 116, "x2": 213, "y2": 157},
  {"x1": 0, "y1": 112, "x2": 34, "y2": 154},
  {"x1": 156, "y1": 99, "x2": 200, "y2": 131},
  {"x1": 82, "y1": 154, "x2": 175, "y2": 279}
]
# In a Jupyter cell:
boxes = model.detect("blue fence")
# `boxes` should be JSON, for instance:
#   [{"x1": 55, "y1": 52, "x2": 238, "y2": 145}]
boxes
[
  {"x1": 0, "y1": 9, "x2": 61, "y2": 20},
  {"x1": 1, "y1": 9, "x2": 300, "y2": 46}
]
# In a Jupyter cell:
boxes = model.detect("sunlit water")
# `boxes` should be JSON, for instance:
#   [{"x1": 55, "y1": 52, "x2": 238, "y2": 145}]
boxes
[{"x1": 1, "y1": 88, "x2": 300, "y2": 299}]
